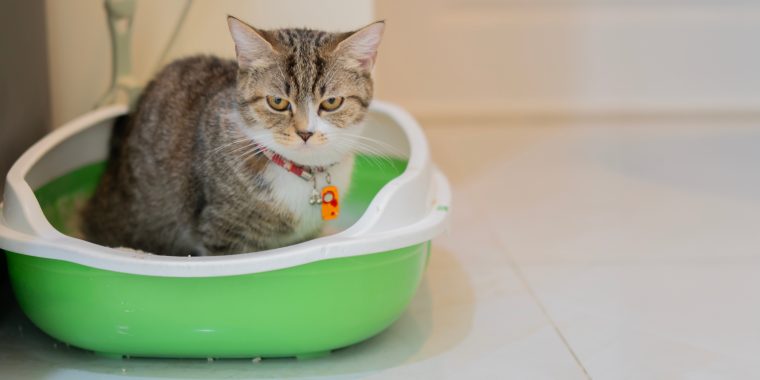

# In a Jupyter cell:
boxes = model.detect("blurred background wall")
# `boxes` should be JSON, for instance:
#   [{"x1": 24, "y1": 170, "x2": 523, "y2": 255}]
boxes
[
  {"x1": 0, "y1": 0, "x2": 50, "y2": 194},
  {"x1": 0, "y1": 0, "x2": 50, "y2": 313},
  {"x1": 14, "y1": 0, "x2": 760, "y2": 130},
  {"x1": 376, "y1": 0, "x2": 760, "y2": 125}
]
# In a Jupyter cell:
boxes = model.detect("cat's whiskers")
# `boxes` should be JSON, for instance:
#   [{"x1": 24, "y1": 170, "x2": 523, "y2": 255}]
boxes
[
  {"x1": 329, "y1": 136, "x2": 396, "y2": 170},
  {"x1": 208, "y1": 126, "x2": 265, "y2": 153},
  {"x1": 231, "y1": 153, "x2": 262, "y2": 174},
  {"x1": 209, "y1": 137, "x2": 250, "y2": 154},
  {"x1": 352, "y1": 144, "x2": 396, "y2": 169},
  {"x1": 235, "y1": 145, "x2": 268, "y2": 166},
  {"x1": 339, "y1": 133, "x2": 404, "y2": 157},
  {"x1": 348, "y1": 139, "x2": 396, "y2": 162},
  {"x1": 328, "y1": 131, "x2": 402, "y2": 157},
  {"x1": 204, "y1": 130, "x2": 272, "y2": 166},
  {"x1": 225, "y1": 140, "x2": 259, "y2": 156}
]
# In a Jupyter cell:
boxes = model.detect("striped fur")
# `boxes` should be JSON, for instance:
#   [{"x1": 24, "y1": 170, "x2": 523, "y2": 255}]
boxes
[{"x1": 82, "y1": 18, "x2": 383, "y2": 256}]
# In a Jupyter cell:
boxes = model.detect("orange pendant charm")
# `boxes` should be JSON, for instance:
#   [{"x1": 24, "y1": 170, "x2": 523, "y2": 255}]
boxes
[{"x1": 321, "y1": 185, "x2": 339, "y2": 220}]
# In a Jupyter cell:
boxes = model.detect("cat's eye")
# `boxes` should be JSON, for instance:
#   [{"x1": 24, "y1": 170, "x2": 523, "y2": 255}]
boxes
[
  {"x1": 266, "y1": 96, "x2": 291, "y2": 111},
  {"x1": 320, "y1": 97, "x2": 344, "y2": 112}
]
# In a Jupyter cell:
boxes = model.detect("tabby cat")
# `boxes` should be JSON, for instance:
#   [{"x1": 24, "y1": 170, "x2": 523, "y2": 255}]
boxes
[{"x1": 82, "y1": 16, "x2": 384, "y2": 256}]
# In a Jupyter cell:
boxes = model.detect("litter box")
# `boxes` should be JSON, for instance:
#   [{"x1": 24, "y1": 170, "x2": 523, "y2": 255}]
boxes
[{"x1": 0, "y1": 101, "x2": 451, "y2": 359}]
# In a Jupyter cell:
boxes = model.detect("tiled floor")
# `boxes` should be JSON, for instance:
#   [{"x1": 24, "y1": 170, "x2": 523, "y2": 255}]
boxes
[{"x1": 3, "y1": 117, "x2": 760, "y2": 379}]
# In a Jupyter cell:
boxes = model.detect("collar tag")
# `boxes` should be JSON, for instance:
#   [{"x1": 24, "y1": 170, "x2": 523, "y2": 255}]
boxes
[
  {"x1": 309, "y1": 174, "x2": 339, "y2": 220},
  {"x1": 253, "y1": 142, "x2": 341, "y2": 218},
  {"x1": 321, "y1": 185, "x2": 340, "y2": 221}
]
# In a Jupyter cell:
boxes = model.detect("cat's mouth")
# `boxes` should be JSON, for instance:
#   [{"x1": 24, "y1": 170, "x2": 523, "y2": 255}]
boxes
[
  {"x1": 293, "y1": 142, "x2": 317, "y2": 150},
  {"x1": 282, "y1": 135, "x2": 330, "y2": 152}
]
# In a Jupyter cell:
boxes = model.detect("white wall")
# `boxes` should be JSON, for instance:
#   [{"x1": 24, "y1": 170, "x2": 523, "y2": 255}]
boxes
[
  {"x1": 376, "y1": 1, "x2": 760, "y2": 123},
  {"x1": 48, "y1": 1, "x2": 759, "y2": 127},
  {"x1": 45, "y1": 0, "x2": 374, "y2": 127}
]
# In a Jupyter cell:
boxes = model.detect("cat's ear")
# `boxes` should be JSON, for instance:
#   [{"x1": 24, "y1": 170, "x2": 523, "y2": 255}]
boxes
[
  {"x1": 334, "y1": 21, "x2": 385, "y2": 72},
  {"x1": 227, "y1": 16, "x2": 277, "y2": 69}
]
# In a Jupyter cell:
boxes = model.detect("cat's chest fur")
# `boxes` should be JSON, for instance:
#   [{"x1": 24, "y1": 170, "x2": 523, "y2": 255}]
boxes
[{"x1": 260, "y1": 155, "x2": 354, "y2": 245}]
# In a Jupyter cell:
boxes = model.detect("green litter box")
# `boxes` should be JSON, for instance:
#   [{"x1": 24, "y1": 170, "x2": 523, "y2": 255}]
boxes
[{"x1": 0, "y1": 101, "x2": 451, "y2": 359}]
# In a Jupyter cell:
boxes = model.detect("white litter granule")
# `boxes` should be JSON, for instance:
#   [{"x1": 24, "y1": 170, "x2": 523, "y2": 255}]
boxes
[
  {"x1": 114, "y1": 246, "x2": 194, "y2": 256},
  {"x1": 252, "y1": 357, "x2": 262, "y2": 363},
  {"x1": 115, "y1": 247, "x2": 151, "y2": 255}
]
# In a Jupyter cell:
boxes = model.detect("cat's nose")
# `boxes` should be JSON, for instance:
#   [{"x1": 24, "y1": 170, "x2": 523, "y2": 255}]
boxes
[{"x1": 296, "y1": 131, "x2": 314, "y2": 142}]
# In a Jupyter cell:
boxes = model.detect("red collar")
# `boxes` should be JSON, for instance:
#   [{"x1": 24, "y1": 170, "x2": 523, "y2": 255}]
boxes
[{"x1": 255, "y1": 143, "x2": 330, "y2": 181}]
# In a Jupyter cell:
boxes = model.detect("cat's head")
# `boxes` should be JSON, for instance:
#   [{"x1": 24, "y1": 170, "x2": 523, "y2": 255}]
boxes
[{"x1": 227, "y1": 16, "x2": 384, "y2": 167}]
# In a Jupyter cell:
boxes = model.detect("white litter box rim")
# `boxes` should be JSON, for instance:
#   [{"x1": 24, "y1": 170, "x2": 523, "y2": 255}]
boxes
[{"x1": 0, "y1": 101, "x2": 451, "y2": 277}]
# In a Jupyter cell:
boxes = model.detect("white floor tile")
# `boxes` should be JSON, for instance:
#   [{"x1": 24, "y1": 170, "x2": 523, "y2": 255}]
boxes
[
  {"x1": 423, "y1": 120, "x2": 760, "y2": 379},
  {"x1": 520, "y1": 264, "x2": 760, "y2": 377}
]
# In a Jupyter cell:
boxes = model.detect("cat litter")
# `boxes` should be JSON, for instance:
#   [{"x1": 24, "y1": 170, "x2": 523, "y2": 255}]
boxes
[{"x1": 0, "y1": 101, "x2": 451, "y2": 359}]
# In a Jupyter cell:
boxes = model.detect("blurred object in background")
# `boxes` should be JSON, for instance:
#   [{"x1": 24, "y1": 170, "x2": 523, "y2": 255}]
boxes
[
  {"x1": 377, "y1": 0, "x2": 760, "y2": 125},
  {"x1": 94, "y1": 0, "x2": 142, "y2": 108}
]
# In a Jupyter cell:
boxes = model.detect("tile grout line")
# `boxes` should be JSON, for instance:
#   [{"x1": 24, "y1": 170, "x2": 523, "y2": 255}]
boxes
[{"x1": 491, "y1": 232, "x2": 592, "y2": 380}]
